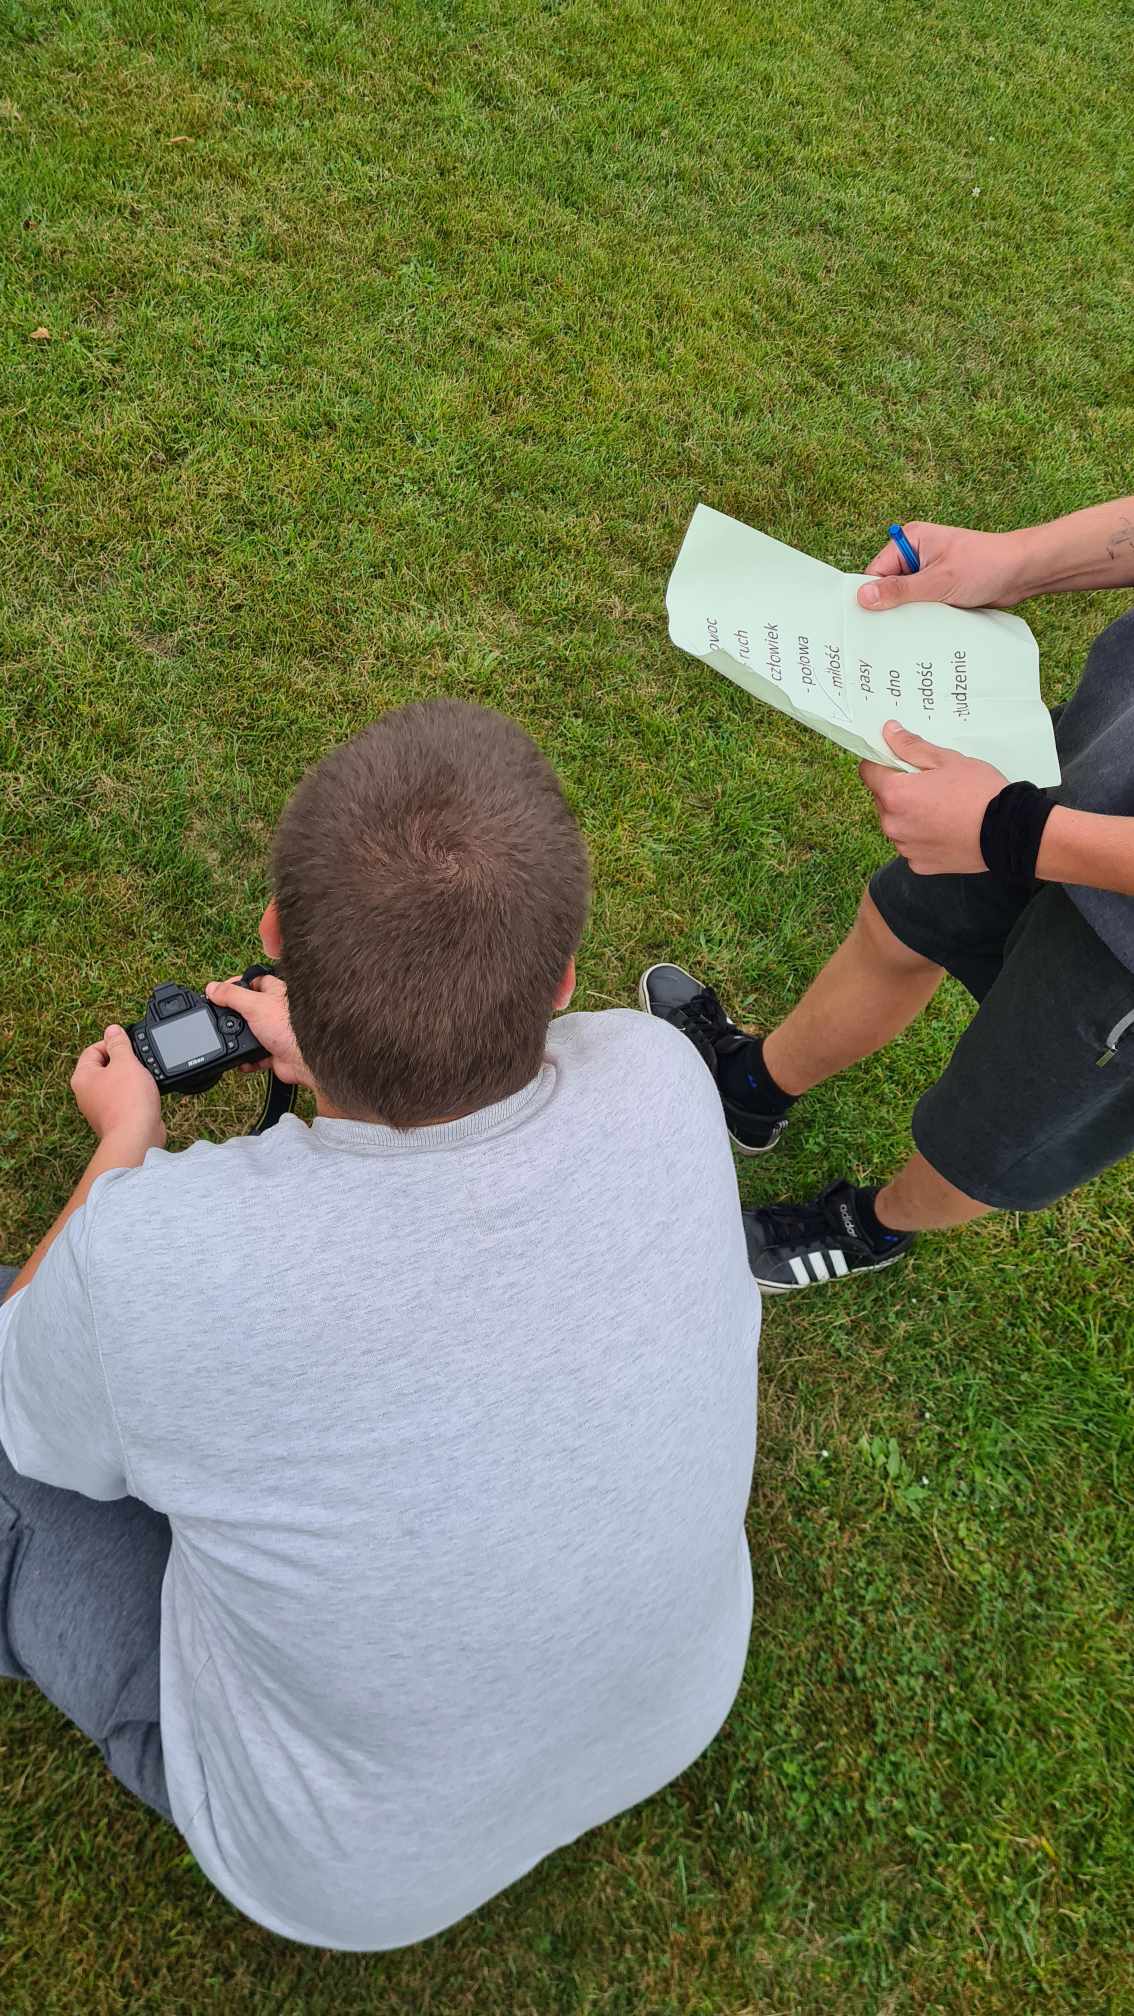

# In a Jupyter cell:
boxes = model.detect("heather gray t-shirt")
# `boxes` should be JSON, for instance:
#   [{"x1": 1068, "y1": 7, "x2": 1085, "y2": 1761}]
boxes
[
  {"x1": 1053, "y1": 605, "x2": 1134, "y2": 970},
  {"x1": 0, "y1": 1009, "x2": 759, "y2": 1951}
]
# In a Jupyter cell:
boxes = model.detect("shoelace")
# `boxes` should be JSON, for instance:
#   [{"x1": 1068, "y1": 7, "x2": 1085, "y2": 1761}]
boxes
[
  {"x1": 757, "y1": 1199, "x2": 841, "y2": 1248},
  {"x1": 673, "y1": 986, "x2": 734, "y2": 1048}
]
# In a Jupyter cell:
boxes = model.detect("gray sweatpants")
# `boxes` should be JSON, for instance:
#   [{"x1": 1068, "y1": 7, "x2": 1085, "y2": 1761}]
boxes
[{"x1": 0, "y1": 1266, "x2": 172, "y2": 1819}]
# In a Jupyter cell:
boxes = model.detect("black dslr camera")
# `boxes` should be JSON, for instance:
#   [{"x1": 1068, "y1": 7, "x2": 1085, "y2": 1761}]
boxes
[{"x1": 127, "y1": 964, "x2": 296, "y2": 1132}]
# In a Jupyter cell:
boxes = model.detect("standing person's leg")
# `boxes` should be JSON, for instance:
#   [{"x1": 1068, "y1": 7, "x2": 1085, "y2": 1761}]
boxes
[
  {"x1": 761, "y1": 849, "x2": 1042, "y2": 1098},
  {"x1": 872, "y1": 1152, "x2": 992, "y2": 1232},
  {"x1": 745, "y1": 885, "x2": 1134, "y2": 1287},
  {"x1": 640, "y1": 855, "x2": 1030, "y2": 1155},
  {"x1": 642, "y1": 856, "x2": 1061, "y2": 1286},
  {"x1": 769, "y1": 892, "x2": 1005, "y2": 1216},
  {"x1": 0, "y1": 1266, "x2": 173, "y2": 1819},
  {"x1": 761, "y1": 891, "x2": 945, "y2": 1096}
]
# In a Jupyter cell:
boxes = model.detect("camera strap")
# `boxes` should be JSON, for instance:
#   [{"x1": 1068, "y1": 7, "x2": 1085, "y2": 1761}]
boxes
[
  {"x1": 238, "y1": 963, "x2": 298, "y2": 1135},
  {"x1": 250, "y1": 1073, "x2": 298, "y2": 1135}
]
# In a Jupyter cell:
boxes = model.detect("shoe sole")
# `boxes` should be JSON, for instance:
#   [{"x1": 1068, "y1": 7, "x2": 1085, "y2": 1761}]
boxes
[
  {"x1": 754, "y1": 1247, "x2": 911, "y2": 1294},
  {"x1": 637, "y1": 969, "x2": 782, "y2": 1158}
]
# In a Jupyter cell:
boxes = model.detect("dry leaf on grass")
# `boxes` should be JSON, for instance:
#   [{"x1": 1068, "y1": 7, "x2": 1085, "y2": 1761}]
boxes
[{"x1": 29, "y1": 326, "x2": 51, "y2": 341}]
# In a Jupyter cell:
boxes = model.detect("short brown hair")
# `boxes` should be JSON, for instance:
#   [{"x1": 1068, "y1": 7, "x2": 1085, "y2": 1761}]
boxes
[{"x1": 272, "y1": 701, "x2": 590, "y2": 1126}]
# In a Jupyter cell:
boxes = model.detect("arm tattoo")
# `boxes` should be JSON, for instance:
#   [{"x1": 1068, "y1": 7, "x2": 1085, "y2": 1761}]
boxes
[{"x1": 1105, "y1": 516, "x2": 1134, "y2": 560}]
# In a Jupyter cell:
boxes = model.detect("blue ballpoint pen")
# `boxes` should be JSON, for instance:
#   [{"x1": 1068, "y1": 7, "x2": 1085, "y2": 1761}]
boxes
[{"x1": 887, "y1": 522, "x2": 921, "y2": 573}]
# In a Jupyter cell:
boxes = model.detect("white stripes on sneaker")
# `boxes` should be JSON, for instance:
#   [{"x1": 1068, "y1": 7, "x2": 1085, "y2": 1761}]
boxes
[{"x1": 788, "y1": 1248, "x2": 850, "y2": 1287}]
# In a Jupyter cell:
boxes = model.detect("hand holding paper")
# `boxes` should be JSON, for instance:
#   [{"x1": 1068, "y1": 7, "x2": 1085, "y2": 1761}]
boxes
[
  {"x1": 666, "y1": 505, "x2": 1061, "y2": 785},
  {"x1": 860, "y1": 724, "x2": 1007, "y2": 875}
]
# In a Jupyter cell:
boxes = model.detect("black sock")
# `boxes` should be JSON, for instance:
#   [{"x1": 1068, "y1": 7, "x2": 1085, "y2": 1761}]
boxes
[
  {"x1": 853, "y1": 1186, "x2": 904, "y2": 1252},
  {"x1": 718, "y1": 1037, "x2": 797, "y2": 1115}
]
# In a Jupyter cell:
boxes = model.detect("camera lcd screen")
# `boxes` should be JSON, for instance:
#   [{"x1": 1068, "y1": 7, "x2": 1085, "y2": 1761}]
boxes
[{"x1": 151, "y1": 1007, "x2": 225, "y2": 1072}]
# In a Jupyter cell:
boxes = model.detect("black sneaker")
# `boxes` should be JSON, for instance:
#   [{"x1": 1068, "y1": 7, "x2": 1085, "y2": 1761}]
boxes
[
  {"x1": 638, "y1": 963, "x2": 788, "y2": 1155},
  {"x1": 743, "y1": 1181, "x2": 915, "y2": 1293}
]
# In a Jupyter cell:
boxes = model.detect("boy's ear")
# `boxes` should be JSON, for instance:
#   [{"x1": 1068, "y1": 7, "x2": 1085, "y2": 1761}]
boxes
[
  {"x1": 260, "y1": 900, "x2": 284, "y2": 960},
  {"x1": 553, "y1": 958, "x2": 576, "y2": 1013}
]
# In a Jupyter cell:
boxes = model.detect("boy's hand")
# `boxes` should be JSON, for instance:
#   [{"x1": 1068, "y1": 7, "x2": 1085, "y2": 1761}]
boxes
[
  {"x1": 205, "y1": 973, "x2": 315, "y2": 1089},
  {"x1": 856, "y1": 523, "x2": 1029, "y2": 612},
  {"x1": 859, "y1": 723, "x2": 1006, "y2": 875},
  {"x1": 71, "y1": 1026, "x2": 166, "y2": 1149}
]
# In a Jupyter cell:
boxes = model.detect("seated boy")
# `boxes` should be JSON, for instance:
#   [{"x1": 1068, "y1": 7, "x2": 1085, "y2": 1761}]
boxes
[{"x1": 0, "y1": 700, "x2": 759, "y2": 1951}]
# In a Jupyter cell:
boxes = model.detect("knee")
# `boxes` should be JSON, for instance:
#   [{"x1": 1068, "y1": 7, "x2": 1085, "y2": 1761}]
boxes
[{"x1": 852, "y1": 891, "x2": 942, "y2": 979}]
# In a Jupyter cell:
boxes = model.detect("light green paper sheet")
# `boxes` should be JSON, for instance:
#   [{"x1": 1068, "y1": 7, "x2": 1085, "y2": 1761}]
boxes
[{"x1": 666, "y1": 505, "x2": 1062, "y2": 785}]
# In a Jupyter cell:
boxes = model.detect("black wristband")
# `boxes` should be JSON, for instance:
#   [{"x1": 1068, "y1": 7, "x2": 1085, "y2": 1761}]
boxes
[{"x1": 979, "y1": 780, "x2": 1056, "y2": 883}]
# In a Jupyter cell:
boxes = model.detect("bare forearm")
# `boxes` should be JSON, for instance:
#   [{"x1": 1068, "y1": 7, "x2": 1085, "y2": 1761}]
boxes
[
  {"x1": 1037, "y1": 806, "x2": 1134, "y2": 898},
  {"x1": 4, "y1": 1130, "x2": 156, "y2": 1302},
  {"x1": 1004, "y1": 498, "x2": 1134, "y2": 601}
]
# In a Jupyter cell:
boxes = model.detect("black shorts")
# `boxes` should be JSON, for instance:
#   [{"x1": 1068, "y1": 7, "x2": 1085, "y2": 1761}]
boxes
[{"x1": 869, "y1": 859, "x2": 1134, "y2": 1210}]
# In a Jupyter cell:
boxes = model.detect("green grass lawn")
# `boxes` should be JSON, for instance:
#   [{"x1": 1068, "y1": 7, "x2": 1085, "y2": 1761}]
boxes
[{"x1": 1, "y1": 0, "x2": 1132, "y2": 2008}]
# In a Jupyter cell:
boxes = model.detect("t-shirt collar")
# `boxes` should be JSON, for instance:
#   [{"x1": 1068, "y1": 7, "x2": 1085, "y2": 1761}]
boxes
[{"x1": 308, "y1": 1064, "x2": 554, "y2": 1155}]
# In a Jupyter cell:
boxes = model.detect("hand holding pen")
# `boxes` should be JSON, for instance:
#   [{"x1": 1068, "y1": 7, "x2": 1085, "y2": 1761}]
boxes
[{"x1": 856, "y1": 521, "x2": 1033, "y2": 613}]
